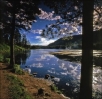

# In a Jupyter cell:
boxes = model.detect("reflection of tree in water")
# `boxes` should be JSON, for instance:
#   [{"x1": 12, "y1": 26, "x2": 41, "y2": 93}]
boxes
[
  {"x1": 93, "y1": 56, "x2": 102, "y2": 67},
  {"x1": 15, "y1": 50, "x2": 31, "y2": 65}
]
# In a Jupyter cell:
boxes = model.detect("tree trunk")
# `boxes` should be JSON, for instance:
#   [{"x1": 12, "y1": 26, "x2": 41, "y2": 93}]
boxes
[
  {"x1": 79, "y1": 1, "x2": 94, "y2": 99},
  {"x1": 10, "y1": 3, "x2": 15, "y2": 68},
  {"x1": 0, "y1": 30, "x2": 3, "y2": 44}
]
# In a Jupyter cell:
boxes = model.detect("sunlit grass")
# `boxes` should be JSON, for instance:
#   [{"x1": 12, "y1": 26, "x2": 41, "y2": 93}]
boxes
[
  {"x1": 0, "y1": 44, "x2": 26, "y2": 63},
  {"x1": 7, "y1": 74, "x2": 32, "y2": 99}
]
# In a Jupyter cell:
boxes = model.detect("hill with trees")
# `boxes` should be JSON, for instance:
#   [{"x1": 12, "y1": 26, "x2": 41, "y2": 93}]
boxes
[{"x1": 48, "y1": 29, "x2": 102, "y2": 50}]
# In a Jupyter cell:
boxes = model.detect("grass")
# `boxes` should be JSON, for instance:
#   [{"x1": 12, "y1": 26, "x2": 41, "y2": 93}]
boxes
[
  {"x1": 50, "y1": 84, "x2": 62, "y2": 94},
  {"x1": 7, "y1": 74, "x2": 32, "y2": 99},
  {"x1": 0, "y1": 44, "x2": 26, "y2": 63}
]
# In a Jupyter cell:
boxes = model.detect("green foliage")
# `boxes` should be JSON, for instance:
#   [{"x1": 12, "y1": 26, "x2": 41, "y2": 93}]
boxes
[
  {"x1": 4, "y1": 58, "x2": 10, "y2": 63},
  {"x1": 7, "y1": 75, "x2": 32, "y2": 99},
  {"x1": 14, "y1": 45, "x2": 26, "y2": 52},
  {"x1": 50, "y1": 84, "x2": 62, "y2": 94},
  {"x1": 0, "y1": 54, "x2": 4, "y2": 62},
  {"x1": 50, "y1": 84, "x2": 58, "y2": 91},
  {"x1": 0, "y1": 44, "x2": 27, "y2": 54},
  {"x1": 14, "y1": 64, "x2": 25, "y2": 75},
  {"x1": 0, "y1": 44, "x2": 10, "y2": 53}
]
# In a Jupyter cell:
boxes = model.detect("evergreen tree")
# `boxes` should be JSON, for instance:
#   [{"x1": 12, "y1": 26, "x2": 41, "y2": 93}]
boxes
[{"x1": 0, "y1": 0, "x2": 41, "y2": 67}]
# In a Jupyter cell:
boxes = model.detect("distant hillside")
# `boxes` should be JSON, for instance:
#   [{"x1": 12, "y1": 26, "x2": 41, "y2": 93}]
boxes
[
  {"x1": 48, "y1": 35, "x2": 82, "y2": 49},
  {"x1": 48, "y1": 29, "x2": 102, "y2": 49}
]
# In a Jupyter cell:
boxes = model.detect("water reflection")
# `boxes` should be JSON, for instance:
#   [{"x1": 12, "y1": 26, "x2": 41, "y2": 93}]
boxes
[
  {"x1": 19, "y1": 49, "x2": 102, "y2": 99},
  {"x1": 15, "y1": 50, "x2": 31, "y2": 65}
]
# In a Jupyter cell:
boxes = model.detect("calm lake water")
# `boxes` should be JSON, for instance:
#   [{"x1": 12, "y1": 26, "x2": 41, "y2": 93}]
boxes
[{"x1": 18, "y1": 49, "x2": 102, "y2": 99}]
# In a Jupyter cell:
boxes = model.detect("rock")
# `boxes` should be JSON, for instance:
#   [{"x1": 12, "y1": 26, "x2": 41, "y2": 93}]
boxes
[
  {"x1": 45, "y1": 74, "x2": 50, "y2": 79},
  {"x1": 45, "y1": 92, "x2": 51, "y2": 97},
  {"x1": 60, "y1": 94, "x2": 70, "y2": 99},
  {"x1": 50, "y1": 75, "x2": 55, "y2": 79},
  {"x1": 33, "y1": 73, "x2": 37, "y2": 77},
  {"x1": 38, "y1": 88, "x2": 45, "y2": 95},
  {"x1": 23, "y1": 68, "x2": 31, "y2": 74}
]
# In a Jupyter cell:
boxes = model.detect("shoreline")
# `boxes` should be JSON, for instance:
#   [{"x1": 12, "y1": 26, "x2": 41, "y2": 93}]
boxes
[
  {"x1": 50, "y1": 49, "x2": 102, "y2": 62},
  {"x1": 50, "y1": 50, "x2": 82, "y2": 62},
  {"x1": 0, "y1": 62, "x2": 70, "y2": 99}
]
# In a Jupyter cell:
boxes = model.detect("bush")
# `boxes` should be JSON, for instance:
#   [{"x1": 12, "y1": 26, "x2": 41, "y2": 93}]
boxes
[
  {"x1": 50, "y1": 84, "x2": 58, "y2": 92},
  {"x1": 50, "y1": 84, "x2": 62, "y2": 94},
  {"x1": 0, "y1": 54, "x2": 3, "y2": 62},
  {"x1": 14, "y1": 64, "x2": 25, "y2": 75},
  {"x1": 4, "y1": 58, "x2": 10, "y2": 63}
]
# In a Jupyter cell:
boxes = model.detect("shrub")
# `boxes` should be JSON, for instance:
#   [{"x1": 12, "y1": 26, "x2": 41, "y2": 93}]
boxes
[
  {"x1": 50, "y1": 84, "x2": 58, "y2": 92},
  {"x1": 4, "y1": 58, "x2": 10, "y2": 63},
  {"x1": 50, "y1": 84, "x2": 62, "y2": 94},
  {"x1": 0, "y1": 54, "x2": 3, "y2": 62},
  {"x1": 14, "y1": 64, "x2": 25, "y2": 75}
]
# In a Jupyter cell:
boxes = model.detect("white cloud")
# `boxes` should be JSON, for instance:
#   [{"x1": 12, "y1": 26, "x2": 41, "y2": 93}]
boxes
[
  {"x1": 30, "y1": 29, "x2": 43, "y2": 34},
  {"x1": 39, "y1": 38, "x2": 55, "y2": 46},
  {"x1": 35, "y1": 36, "x2": 41, "y2": 39},
  {"x1": 32, "y1": 36, "x2": 56, "y2": 46},
  {"x1": 38, "y1": 8, "x2": 61, "y2": 20}
]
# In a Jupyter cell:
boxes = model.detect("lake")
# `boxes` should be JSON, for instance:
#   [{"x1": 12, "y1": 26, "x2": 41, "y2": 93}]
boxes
[{"x1": 17, "y1": 49, "x2": 102, "y2": 99}]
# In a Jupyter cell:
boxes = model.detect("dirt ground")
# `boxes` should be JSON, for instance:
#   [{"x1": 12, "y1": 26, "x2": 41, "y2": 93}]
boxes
[{"x1": 0, "y1": 62, "x2": 68, "y2": 99}]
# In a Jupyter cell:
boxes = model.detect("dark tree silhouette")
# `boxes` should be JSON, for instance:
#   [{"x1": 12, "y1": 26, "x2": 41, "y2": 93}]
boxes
[
  {"x1": 0, "y1": 0, "x2": 41, "y2": 68},
  {"x1": 80, "y1": 1, "x2": 94, "y2": 99}
]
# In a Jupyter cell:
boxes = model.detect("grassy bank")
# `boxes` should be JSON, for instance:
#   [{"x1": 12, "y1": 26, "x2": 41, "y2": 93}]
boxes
[
  {"x1": 0, "y1": 44, "x2": 26, "y2": 62},
  {"x1": 7, "y1": 74, "x2": 32, "y2": 99},
  {"x1": 0, "y1": 62, "x2": 65, "y2": 99}
]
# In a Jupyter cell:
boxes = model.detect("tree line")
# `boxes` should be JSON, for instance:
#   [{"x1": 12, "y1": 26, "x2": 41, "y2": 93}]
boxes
[{"x1": 0, "y1": 30, "x2": 30, "y2": 48}]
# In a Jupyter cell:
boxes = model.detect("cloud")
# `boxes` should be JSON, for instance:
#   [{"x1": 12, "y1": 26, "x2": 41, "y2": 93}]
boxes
[
  {"x1": 38, "y1": 8, "x2": 61, "y2": 20},
  {"x1": 30, "y1": 29, "x2": 43, "y2": 34},
  {"x1": 32, "y1": 36, "x2": 56, "y2": 46},
  {"x1": 40, "y1": 38, "x2": 55, "y2": 46}
]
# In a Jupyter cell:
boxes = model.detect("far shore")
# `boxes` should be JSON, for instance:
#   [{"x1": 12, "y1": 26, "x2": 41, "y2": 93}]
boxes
[{"x1": 50, "y1": 49, "x2": 102, "y2": 62}]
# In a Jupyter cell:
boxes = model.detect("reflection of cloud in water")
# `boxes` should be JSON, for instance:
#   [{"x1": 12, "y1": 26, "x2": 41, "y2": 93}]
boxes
[
  {"x1": 66, "y1": 83, "x2": 70, "y2": 86},
  {"x1": 26, "y1": 50, "x2": 102, "y2": 96},
  {"x1": 53, "y1": 77, "x2": 60, "y2": 82},
  {"x1": 58, "y1": 60, "x2": 81, "y2": 80},
  {"x1": 59, "y1": 63, "x2": 67, "y2": 70},
  {"x1": 48, "y1": 68, "x2": 56, "y2": 74},
  {"x1": 93, "y1": 67, "x2": 102, "y2": 92},
  {"x1": 52, "y1": 63, "x2": 56, "y2": 65},
  {"x1": 34, "y1": 54, "x2": 55, "y2": 61},
  {"x1": 30, "y1": 63, "x2": 43, "y2": 68},
  {"x1": 61, "y1": 72, "x2": 68, "y2": 75},
  {"x1": 48, "y1": 69, "x2": 56, "y2": 74}
]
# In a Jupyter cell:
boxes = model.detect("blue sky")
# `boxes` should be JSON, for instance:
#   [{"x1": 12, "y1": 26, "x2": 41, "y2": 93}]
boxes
[
  {"x1": 24, "y1": 19, "x2": 57, "y2": 45},
  {"x1": 20, "y1": 3, "x2": 82, "y2": 46}
]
